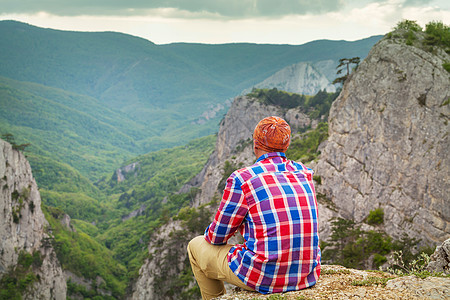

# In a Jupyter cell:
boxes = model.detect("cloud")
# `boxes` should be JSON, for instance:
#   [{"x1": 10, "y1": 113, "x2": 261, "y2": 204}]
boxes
[
  {"x1": 0, "y1": 0, "x2": 447, "y2": 45},
  {"x1": 403, "y1": 0, "x2": 433, "y2": 6},
  {"x1": 1, "y1": 0, "x2": 448, "y2": 19},
  {"x1": 0, "y1": 0, "x2": 347, "y2": 18}
]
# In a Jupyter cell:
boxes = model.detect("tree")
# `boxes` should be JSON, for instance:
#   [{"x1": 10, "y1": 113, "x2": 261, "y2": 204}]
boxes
[
  {"x1": 1, "y1": 133, "x2": 30, "y2": 151},
  {"x1": 332, "y1": 57, "x2": 360, "y2": 85},
  {"x1": 394, "y1": 19, "x2": 422, "y2": 32},
  {"x1": 424, "y1": 21, "x2": 450, "y2": 48}
]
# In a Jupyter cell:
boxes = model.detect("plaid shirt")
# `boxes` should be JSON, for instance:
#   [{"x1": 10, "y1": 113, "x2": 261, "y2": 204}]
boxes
[{"x1": 205, "y1": 152, "x2": 321, "y2": 294}]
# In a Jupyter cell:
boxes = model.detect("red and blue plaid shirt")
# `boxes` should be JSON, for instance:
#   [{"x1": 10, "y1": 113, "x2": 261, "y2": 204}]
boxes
[{"x1": 205, "y1": 152, "x2": 321, "y2": 294}]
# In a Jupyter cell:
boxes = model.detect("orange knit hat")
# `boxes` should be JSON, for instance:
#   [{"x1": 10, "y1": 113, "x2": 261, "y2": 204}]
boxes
[{"x1": 253, "y1": 116, "x2": 291, "y2": 153}]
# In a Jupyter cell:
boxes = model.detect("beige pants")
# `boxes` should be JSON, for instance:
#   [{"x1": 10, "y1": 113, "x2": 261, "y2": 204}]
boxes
[{"x1": 187, "y1": 236, "x2": 255, "y2": 300}]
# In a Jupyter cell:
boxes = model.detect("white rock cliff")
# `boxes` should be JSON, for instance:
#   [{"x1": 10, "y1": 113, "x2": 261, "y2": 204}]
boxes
[
  {"x1": 241, "y1": 60, "x2": 336, "y2": 96},
  {"x1": 315, "y1": 34, "x2": 450, "y2": 246},
  {"x1": 0, "y1": 139, "x2": 66, "y2": 299}
]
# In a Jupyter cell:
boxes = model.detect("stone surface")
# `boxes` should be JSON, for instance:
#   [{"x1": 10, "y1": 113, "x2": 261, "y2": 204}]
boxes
[
  {"x1": 115, "y1": 162, "x2": 140, "y2": 183},
  {"x1": 315, "y1": 34, "x2": 450, "y2": 245},
  {"x1": 0, "y1": 139, "x2": 66, "y2": 299},
  {"x1": 427, "y1": 238, "x2": 450, "y2": 275},
  {"x1": 131, "y1": 220, "x2": 184, "y2": 300},
  {"x1": 215, "y1": 265, "x2": 450, "y2": 300}
]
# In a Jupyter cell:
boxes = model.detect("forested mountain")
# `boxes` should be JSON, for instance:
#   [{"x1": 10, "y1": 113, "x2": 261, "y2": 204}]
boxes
[
  {"x1": 0, "y1": 76, "x2": 145, "y2": 180},
  {"x1": 0, "y1": 20, "x2": 381, "y2": 180}
]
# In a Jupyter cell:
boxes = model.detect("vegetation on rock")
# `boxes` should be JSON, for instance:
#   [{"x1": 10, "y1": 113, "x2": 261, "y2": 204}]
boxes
[
  {"x1": 321, "y1": 216, "x2": 435, "y2": 271},
  {"x1": 286, "y1": 122, "x2": 329, "y2": 163},
  {"x1": 388, "y1": 19, "x2": 449, "y2": 54},
  {"x1": 248, "y1": 88, "x2": 339, "y2": 120},
  {"x1": 332, "y1": 57, "x2": 360, "y2": 85},
  {"x1": 0, "y1": 251, "x2": 43, "y2": 300},
  {"x1": 43, "y1": 206, "x2": 127, "y2": 299}
]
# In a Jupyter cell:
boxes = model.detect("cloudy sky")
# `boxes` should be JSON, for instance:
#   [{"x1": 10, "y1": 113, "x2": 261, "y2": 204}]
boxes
[{"x1": 0, "y1": 0, "x2": 448, "y2": 44}]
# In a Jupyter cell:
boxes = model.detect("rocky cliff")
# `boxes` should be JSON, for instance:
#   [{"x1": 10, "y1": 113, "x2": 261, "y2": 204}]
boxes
[
  {"x1": 241, "y1": 60, "x2": 336, "y2": 96},
  {"x1": 315, "y1": 32, "x2": 450, "y2": 245},
  {"x1": 0, "y1": 139, "x2": 66, "y2": 299},
  {"x1": 188, "y1": 95, "x2": 320, "y2": 207}
]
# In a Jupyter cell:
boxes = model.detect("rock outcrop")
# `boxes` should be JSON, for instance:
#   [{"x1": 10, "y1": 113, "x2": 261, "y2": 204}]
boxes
[
  {"x1": 427, "y1": 238, "x2": 450, "y2": 275},
  {"x1": 242, "y1": 60, "x2": 336, "y2": 96},
  {"x1": 115, "y1": 162, "x2": 140, "y2": 183},
  {"x1": 315, "y1": 33, "x2": 450, "y2": 245},
  {"x1": 0, "y1": 139, "x2": 66, "y2": 299},
  {"x1": 214, "y1": 265, "x2": 450, "y2": 300}
]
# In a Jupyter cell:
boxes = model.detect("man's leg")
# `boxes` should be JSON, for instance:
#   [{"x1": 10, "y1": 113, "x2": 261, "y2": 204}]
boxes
[{"x1": 187, "y1": 236, "x2": 254, "y2": 300}]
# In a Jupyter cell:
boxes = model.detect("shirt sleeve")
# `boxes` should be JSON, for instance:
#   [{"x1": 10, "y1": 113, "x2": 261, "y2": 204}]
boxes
[{"x1": 204, "y1": 172, "x2": 248, "y2": 245}]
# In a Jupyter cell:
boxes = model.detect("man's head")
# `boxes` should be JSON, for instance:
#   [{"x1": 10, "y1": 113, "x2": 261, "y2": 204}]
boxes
[{"x1": 253, "y1": 116, "x2": 291, "y2": 156}]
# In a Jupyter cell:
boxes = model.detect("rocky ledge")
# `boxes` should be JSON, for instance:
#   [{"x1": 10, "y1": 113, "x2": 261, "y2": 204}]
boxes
[{"x1": 215, "y1": 265, "x2": 449, "y2": 300}]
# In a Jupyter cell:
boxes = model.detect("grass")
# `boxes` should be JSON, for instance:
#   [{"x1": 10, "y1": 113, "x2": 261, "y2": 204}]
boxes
[
  {"x1": 351, "y1": 276, "x2": 391, "y2": 287},
  {"x1": 321, "y1": 268, "x2": 351, "y2": 275}
]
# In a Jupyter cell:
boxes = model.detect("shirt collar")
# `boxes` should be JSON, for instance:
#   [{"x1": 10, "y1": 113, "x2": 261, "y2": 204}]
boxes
[{"x1": 256, "y1": 152, "x2": 286, "y2": 163}]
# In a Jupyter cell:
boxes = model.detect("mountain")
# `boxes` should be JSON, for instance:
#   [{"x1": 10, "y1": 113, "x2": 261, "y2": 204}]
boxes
[
  {"x1": 0, "y1": 20, "x2": 381, "y2": 181},
  {"x1": 5, "y1": 18, "x2": 447, "y2": 300},
  {"x1": 0, "y1": 76, "x2": 145, "y2": 180}
]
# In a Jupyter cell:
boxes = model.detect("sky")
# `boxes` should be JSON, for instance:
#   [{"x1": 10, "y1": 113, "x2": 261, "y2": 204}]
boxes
[{"x1": 0, "y1": 0, "x2": 448, "y2": 45}]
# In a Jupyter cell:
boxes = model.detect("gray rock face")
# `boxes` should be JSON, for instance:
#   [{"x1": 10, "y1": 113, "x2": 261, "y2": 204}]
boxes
[
  {"x1": 315, "y1": 35, "x2": 450, "y2": 245},
  {"x1": 385, "y1": 275, "x2": 450, "y2": 299},
  {"x1": 131, "y1": 220, "x2": 184, "y2": 300},
  {"x1": 216, "y1": 265, "x2": 450, "y2": 300},
  {"x1": 427, "y1": 238, "x2": 450, "y2": 274},
  {"x1": 0, "y1": 139, "x2": 66, "y2": 299},
  {"x1": 115, "y1": 162, "x2": 140, "y2": 183},
  {"x1": 241, "y1": 60, "x2": 337, "y2": 95}
]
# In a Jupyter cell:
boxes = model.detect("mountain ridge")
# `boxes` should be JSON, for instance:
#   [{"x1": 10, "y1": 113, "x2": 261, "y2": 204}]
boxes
[{"x1": 0, "y1": 20, "x2": 381, "y2": 180}]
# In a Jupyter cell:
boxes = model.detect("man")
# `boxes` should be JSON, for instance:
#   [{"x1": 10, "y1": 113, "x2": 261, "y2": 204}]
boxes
[{"x1": 187, "y1": 116, "x2": 321, "y2": 300}]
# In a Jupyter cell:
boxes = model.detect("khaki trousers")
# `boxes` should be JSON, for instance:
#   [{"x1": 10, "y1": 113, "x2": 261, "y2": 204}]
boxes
[{"x1": 187, "y1": 236, "x2": 255, "y2": 300}]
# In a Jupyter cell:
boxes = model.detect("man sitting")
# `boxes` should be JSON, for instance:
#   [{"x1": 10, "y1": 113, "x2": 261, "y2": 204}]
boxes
[{"x1": 187, "y1": 116, "x2": 321, "y2": 300}]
